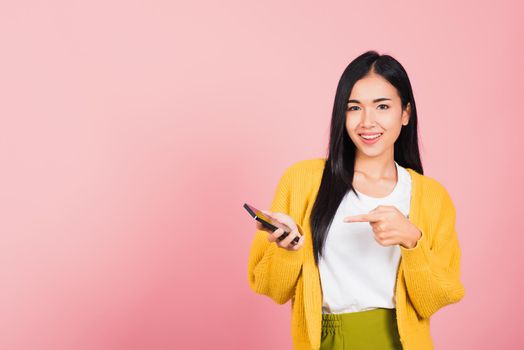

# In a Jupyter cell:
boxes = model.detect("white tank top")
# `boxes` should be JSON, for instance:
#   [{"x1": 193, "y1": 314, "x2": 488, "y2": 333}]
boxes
[{"x1": 318, "y1": 161, "x2": 412, "y2": 314}]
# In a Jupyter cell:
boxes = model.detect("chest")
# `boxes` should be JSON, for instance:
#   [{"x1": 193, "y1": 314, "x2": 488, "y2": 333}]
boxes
[{"x1": 352, "y1": 176, "x2": 398, "y2": 198}]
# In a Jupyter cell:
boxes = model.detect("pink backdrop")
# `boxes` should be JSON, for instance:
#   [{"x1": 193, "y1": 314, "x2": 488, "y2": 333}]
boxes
[{"x1": 0, "y1": 1, "x2": 522, "y2": 349}]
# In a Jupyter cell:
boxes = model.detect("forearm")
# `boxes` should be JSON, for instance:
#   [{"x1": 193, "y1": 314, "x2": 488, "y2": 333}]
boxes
[
  {"x1": 248, "y1": 232, "x2": 305, "y2": 304},
  {"x1": 400, "y1": 231, "x2": 465, "y2": 318}
]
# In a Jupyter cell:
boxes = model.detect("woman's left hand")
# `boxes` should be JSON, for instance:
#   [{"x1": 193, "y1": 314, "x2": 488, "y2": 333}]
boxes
[{"x1": 343, "y1": 205, "x2": 422, "y2": 249}]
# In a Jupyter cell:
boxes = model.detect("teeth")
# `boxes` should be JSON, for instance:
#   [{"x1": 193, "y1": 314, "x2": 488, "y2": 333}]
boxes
[{"x1": 361, "y1": 134, "x2": 382, "y2": 139}]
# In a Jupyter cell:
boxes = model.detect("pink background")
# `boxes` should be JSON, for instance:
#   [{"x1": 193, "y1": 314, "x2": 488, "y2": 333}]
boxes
[{"x1": 0, "y1": 1, "x2": 522, "y2": 349}]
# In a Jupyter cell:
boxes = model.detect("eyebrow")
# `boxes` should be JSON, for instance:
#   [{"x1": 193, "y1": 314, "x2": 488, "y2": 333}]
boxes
[{"x1": 347, "y1": 98, "x2": 392, "y2": 104}]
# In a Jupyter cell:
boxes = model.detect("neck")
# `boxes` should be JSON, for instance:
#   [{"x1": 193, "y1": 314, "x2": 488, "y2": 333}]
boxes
[{"x1": 354, "y1": 149, "x2": 396, "y2": 181}]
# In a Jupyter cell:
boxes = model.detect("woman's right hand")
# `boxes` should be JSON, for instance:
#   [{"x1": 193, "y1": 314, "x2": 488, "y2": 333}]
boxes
[{"x1": 256, "y1": 210, "x2": 305, "y2": 251}]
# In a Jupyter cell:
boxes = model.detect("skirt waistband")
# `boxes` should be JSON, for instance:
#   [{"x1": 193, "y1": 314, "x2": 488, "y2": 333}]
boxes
[
  {"x1": 322, "y1": 308, "x2": 397, "y2": 330},
  {"x1": 320, "y1": 308, "x2": 402, "y2": 349}
]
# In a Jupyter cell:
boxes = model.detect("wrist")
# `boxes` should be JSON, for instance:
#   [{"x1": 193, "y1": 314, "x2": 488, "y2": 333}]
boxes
[
  {"x1": 402, "y1": 228, "x2": 422, "y2": 249},
  {"x1": 402, "y1": 241, "x2": 416, "y2": 249}
]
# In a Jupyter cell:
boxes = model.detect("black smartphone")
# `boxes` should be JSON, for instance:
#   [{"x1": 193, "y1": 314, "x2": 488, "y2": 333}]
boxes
[{"x1": 243, "y1": 203, "x2": 300, "y2": 245}]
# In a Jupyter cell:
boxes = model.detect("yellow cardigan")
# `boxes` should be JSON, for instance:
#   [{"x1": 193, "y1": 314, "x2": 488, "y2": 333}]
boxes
[{"x1": 247, "y1": 158, "x2": 465, "y2": 350}]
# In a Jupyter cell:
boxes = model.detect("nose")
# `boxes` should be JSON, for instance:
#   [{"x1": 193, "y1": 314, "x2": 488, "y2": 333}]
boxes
[{"x1": 361, "y1": 107, "x2": 376, "y2": 127}]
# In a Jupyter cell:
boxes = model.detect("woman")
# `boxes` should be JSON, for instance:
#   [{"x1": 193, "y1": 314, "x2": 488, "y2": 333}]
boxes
[{"x1": 247, "y1": 50, "x2": 465, "y2": 350}]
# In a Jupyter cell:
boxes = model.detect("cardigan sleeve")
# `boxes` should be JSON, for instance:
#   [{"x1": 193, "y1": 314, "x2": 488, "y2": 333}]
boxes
[
  {"x1": 399, "y1": 186, "x2": 466, "y2": 319},
  {"x1": 247, "y1": 165, "x2": 305, "y2": 305}
]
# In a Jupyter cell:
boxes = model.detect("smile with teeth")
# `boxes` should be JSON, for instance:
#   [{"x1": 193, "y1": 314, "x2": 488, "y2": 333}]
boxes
[{"x1": 359, "y1": 133, "x2": 382, "y2": 139}]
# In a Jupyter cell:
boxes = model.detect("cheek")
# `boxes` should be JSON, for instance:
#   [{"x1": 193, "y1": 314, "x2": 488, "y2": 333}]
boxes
[
  {"x1": 381, "y1": 120, "x2": 404, "y2": 143},
  {"x1": 345, "y1": 114, "x2": 359, "y2": 131},
  {"x1": 380, "y1": 112, "x2": 403, "y2": 130},
  {"x1": 383, "y1": 120, "x2": 401, "y2": 131}
]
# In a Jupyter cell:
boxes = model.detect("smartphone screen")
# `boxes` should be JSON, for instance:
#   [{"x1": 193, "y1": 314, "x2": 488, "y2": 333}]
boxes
[{"x1": 243, "y1": 203, "x2": 299, "y2": 244}]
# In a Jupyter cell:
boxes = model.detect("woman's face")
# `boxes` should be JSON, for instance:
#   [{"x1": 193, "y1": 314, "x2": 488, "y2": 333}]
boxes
[{"x1": 345, "y1": 72, "x2": 411, "y2": 159}]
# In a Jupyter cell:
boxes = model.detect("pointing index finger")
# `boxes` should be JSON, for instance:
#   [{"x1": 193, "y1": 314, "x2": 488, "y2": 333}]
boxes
[{"x1": 343, "y1": 212, "x2": 380, "y2": 223}]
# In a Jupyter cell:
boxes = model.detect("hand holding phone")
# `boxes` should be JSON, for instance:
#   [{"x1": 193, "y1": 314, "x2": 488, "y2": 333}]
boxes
[{"x1": 244, "y1": 203, "x2": 304, "y2": 251}]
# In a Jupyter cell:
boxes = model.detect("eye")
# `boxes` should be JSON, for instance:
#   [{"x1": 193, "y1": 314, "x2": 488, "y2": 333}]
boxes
[
  {"x1": 347, "y1": 106, "x2": 360, "y2": 111},
  {"x1": 377, "y1": 104, "x2": 389, "y2": 110}
]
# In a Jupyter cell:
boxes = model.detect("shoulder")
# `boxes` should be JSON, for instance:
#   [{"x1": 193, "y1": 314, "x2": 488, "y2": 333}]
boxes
[
  {"x1": 408, "y1": 169, "x2": 456, "y2": 209},
  {"x1": 275, "y1": 158, "x2": 326, "y2": 192},
  {"x1": 281, "y1": 157, "x2": 326, "y2": 179}
]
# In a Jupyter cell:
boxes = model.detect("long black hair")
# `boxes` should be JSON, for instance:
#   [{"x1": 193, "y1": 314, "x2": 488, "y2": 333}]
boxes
[{"x1": 310, "y1": 50, "x2": 424, "y2": 266}]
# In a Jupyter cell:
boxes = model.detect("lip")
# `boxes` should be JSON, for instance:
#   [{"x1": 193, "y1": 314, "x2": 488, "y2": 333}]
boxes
[{"x1": 358, "y1": 133, "x2": 383, "y2": 145}]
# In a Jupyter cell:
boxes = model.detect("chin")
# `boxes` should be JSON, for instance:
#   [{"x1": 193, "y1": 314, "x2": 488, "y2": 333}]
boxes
[
  {"x1": 355, "y1": 142, "x2": 389, "y2": 157},
  {"x1": 357, "y1": 149, "x2": 384, "y2": 158}
]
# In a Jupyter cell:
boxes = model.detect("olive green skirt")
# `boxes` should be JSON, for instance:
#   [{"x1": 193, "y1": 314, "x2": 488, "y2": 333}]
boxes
[{"x1": 320, "y1": 308, "x2": 403, "y2": 350}]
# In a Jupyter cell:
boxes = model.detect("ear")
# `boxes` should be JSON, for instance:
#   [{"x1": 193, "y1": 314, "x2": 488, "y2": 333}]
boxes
[{"x1": 402, "y1": 102, "x2": 411, "y2": 126}]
